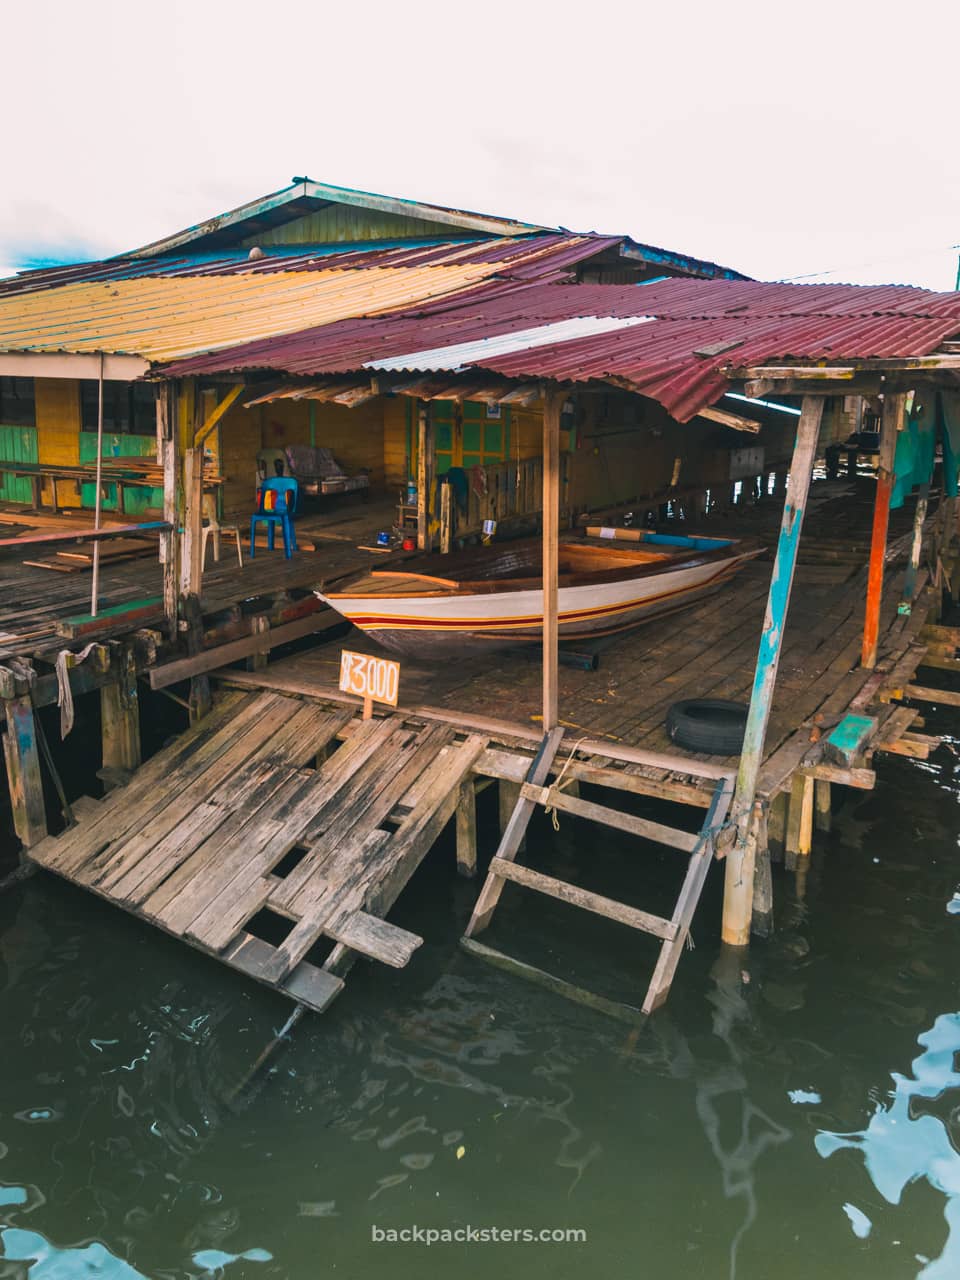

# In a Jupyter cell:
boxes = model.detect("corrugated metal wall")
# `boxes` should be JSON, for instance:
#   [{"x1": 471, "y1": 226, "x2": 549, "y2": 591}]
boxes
[{"x1": 240, "y1": 205, "x2": 451, "y2": 247}]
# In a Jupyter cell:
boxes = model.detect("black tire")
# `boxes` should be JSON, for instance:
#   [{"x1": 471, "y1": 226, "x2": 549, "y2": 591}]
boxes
[{"x1": 666, "y1": 699, "x2": 748, "y2": 755}]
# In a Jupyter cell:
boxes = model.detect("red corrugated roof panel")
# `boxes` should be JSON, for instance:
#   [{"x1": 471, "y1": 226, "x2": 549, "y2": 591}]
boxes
[{"x1": 160, "y1": 277, "x2": 960, "y2": 421}]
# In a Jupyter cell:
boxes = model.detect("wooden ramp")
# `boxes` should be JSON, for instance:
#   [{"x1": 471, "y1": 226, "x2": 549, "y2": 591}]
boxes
[{"x1": 28, "y1": 691, "x2": 486, "y2": 1011}]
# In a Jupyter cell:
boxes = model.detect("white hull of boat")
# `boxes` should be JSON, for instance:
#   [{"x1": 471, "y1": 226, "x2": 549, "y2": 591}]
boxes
[{"x1": 317, "y1": 552, "x2": 751, "y2": 655}]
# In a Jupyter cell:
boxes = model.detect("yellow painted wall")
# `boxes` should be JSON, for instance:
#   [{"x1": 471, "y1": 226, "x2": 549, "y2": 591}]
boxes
[
  {"x1": 383, "y1": 397, "x2": 410, "y2": 489},
  {"x1": 218, "y1": 396, "x2": 389, "y2": 516},
  {"x1": 218, "y1": 401, "x2": 262, "y2": 518},
  {"x1": 35, "y1": 378, "x2": 82, "y2": 507}
]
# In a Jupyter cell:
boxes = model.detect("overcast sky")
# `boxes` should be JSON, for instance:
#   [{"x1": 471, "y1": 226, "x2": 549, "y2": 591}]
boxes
[{"x1": 4, "y1": 0, "x2": 958, "y2": 289}]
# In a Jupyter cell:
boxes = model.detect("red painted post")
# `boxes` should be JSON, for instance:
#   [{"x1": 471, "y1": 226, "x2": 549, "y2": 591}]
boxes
[{"x1": 862, "y1": 394, "x2": 905, "y2": 669}]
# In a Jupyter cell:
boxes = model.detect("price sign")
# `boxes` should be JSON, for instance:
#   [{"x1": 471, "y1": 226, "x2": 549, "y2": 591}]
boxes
[{"x1": 339, "y1": 649, "x2": 400, "y2": 718}]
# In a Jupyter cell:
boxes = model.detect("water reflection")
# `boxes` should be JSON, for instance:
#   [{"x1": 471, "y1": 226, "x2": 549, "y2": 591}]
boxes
[{"x1": 816, "y1": 1011, "x2": 960, "y2": 1278}]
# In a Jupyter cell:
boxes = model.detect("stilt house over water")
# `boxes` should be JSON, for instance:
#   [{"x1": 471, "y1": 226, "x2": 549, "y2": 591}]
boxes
[{"x1": 1, "y1": 178, "x2": 959, "y2": 1019}]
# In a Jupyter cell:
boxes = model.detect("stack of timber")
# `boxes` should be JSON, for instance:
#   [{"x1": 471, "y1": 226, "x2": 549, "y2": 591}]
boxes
[{"x1": 27, "y1": 691, "x2": 487, "y2": 1011}]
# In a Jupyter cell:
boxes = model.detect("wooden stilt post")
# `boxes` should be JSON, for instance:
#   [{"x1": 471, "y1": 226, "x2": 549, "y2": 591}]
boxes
[
  {"x1": 902, "y1": 479, "x2": 931, "y2": 608},
  {"x1": 721, "y1": 395, "x2": 824, "y2": 946},
  {"x1": 542, "y1": 390, "x2": 563, "y2": 732},
  {"x1": 767, "y1": 791, "x2": 787, "y2": 862},
  {"x1": 180, "y1": 446, "x2": 204, "y2": 600},
  {"x1": 2, "y1": 695, "x2": 47, "y2": 849},
  {"x1": 100, "y1": 645, "x2": 141, "y2": 784},
  {"x1": 440, "y1": 480, "x2": 453, "y2": 554},
  {"x1": 751, "y1": 806, "x2": 774, "y2": 938},
  {"x1": 814, "y1": 778, "x2": 832, "y2": 833},
  {"x1": 785, "y1": 773, "x2": 814, "y2": 868},
  {"x1": 862, "y1": 393, "x2": 905, "y2": 668},
  {"x1": 456, "y1": 779, "x2": 478, "y2": 878},
  {"x1": 158, "y1": 384, "x2": 180, "y2": 639},
  {"x1": 417, "y1": 401, "x2": 433, "y2": 553}
]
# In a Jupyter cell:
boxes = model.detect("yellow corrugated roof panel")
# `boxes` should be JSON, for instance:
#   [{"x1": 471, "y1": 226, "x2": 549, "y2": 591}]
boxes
[{"x1": 0, "y1": 265, "x2": 495, "y2": 363}]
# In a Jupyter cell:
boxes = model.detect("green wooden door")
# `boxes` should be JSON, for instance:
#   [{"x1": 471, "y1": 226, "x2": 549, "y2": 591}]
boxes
[{"x1": 0, "y1": 425, "x2": 39, "y2": 504}]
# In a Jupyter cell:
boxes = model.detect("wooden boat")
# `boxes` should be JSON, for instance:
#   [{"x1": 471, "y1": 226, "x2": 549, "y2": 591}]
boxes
[{"x1": 317, "y1": 528, "x2": 763, "y2": 656}]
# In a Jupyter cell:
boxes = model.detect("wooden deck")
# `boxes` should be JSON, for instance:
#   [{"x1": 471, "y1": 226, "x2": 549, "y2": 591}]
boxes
[
  {"x1": 218, "y1": 525, "x2": 931, "y2": 806},
  {"x1": 0, "y1": 497, "x2": 404, "y2": 661},
  {"x1": 27, "y1": 689, "x2": 486, "y2": 1010}
]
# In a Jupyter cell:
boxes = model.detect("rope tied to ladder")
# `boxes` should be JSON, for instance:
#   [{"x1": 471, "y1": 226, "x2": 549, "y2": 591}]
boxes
[{"x1": 544, "y1": 737, "x2": 588, "y2": 831}]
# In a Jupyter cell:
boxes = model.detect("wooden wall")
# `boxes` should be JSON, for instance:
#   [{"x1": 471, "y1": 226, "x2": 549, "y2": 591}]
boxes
[
  {"x1": 218, "y1": 396, "x2": 388, "y2": 517},
  {"x1": 35, "y1": 378, "x2": 82, "y2": 507}
]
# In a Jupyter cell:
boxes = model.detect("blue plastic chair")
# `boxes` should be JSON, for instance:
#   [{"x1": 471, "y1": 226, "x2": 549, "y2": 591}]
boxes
[{"x1": 250, "y1": 477, "x2": 299, "y2": 559}]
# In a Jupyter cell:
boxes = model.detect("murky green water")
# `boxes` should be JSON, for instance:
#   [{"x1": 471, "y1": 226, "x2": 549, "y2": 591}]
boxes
[{"x1": 2, "y1": 690, "x2": 960, "y2": 1280}]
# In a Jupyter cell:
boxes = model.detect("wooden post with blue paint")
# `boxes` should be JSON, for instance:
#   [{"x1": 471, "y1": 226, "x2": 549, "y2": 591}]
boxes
[
  {"x1": 721, "y1": 395, "x2": 824, "y2": 946},
  {"x1": 2, "y1": 692, "x2": 47, "y2": 850}
]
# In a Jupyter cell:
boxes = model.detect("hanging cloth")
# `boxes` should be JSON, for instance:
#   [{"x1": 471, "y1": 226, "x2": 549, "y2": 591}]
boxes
[
  {"x1": 890, "y1": 396, "x2": 936, "y2": 509},
  {"x1": 939, "y1": 390, "x2": 960, "y2": 499}
]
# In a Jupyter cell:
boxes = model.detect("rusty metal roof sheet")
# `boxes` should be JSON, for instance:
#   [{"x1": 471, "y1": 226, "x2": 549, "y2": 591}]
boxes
[
  {"x1": 0, "y1": 234, "x2": 621, "y2": 297},
  {"x1": 162, "y1": 278, "x2": 960, "y2": 421},
  {"x1": 0, "y1": 238, "x2": 622, "y2": 364}
]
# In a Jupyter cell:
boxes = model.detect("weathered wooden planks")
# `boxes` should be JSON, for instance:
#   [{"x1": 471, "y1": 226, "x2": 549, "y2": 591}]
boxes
[{"x1": 29, "y1": 689, "x2": 491, "y2": 1014}]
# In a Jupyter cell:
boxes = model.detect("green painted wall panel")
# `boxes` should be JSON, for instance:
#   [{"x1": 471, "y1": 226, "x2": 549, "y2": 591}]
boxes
[
  {"x1": 0, "y1": 424, "x2": 39, "y2": 504},
  {"x1": 241, "y1": 204, "x2": 455, "y2": 246},
  {"x1": 79, "y1": 432, "x2": 162, "y2": 513}
]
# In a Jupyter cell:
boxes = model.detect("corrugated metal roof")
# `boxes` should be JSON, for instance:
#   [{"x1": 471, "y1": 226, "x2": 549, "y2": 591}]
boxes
[
  {"x1": 0, "y1": 266, "x2": 502, "y2": 361},
  {"x1": 0, "y1": 234, "x2": 619, "y2": 297},
  {"x1": 365, "y1": 315, "x2": 655, "y2": 372},
  {"x1": 0, "y1": 238, "x2": 621, "y2": 364},
  {"x1": 161, "y1": 278, "x2": 960, "y2": 421},
  {"x1": 124, "y1": 178, "x2": 556, "y2": 258}
]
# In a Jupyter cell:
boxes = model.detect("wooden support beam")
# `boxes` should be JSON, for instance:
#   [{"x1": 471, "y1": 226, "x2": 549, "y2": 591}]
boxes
[
  {"x1": 542, "y1": 390, "x2": 563, "y2": 732},
  {"x1": 194, "y1": 384, "x2": 245, "y2": 447},
  {"x1": 767, "y1": 792, "x2": 786, "y2": 861},
  {"x1": 100, "y1": 646, "x2": 141, "y2": 779},
  {"x1": 440, "y1": 479, "x2": 453, "y2": 554},
  {"x1": 180, "y1": 446, "x2": 204, "y2": 600},
  {"x1": 722, "y1": 394, "x2": 823, "y2": 946},
  {"x1": 2, "y1": 696, "x2": 47, "y2": 849},
  {"x1": 814, "y1": 779, "x2": 832, "y2": 832},
  {"x1": 902, "y1": 683, "x2": 960, "y2": 707},
  {"x1": 498, "y1": 779, "x2": 524, "y2": 852},
  {"x1": 903, "y1": 485, "x2": 930, "y2": 606},
  {"x1": 862, "y1": 392, "x2": 904, "y2": 668},
  {"x1": 416, "y1": 401, "x2": 432, "y2": 552},
  {"x1": 456, "y1": 779, "x2": 478, "y2": 878},
  {"x1": 158, "y1": 384, "x2": 180, "y2": 637},
  {"x1": 785, "y1": 773, "x2": 814, "y2": 866},
  {"x1": 695, "y1": 405, "x2": 761, "y2": 434}
]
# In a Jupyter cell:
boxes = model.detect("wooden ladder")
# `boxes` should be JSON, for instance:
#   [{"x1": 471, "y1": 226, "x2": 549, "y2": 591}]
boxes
[{"x1": 462, "y1": 730, "x2": 734, "y2": 1016}]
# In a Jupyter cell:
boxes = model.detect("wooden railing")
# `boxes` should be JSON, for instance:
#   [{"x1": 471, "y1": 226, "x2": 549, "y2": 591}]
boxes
[{"x1": 455, "y1": 457, "x2": 544, "y2": 536}]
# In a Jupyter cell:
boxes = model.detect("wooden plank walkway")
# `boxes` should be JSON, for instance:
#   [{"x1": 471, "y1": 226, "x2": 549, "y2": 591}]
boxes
[{"x1": 28, "y1": 690, "x2": 486, "y2": 1010}]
